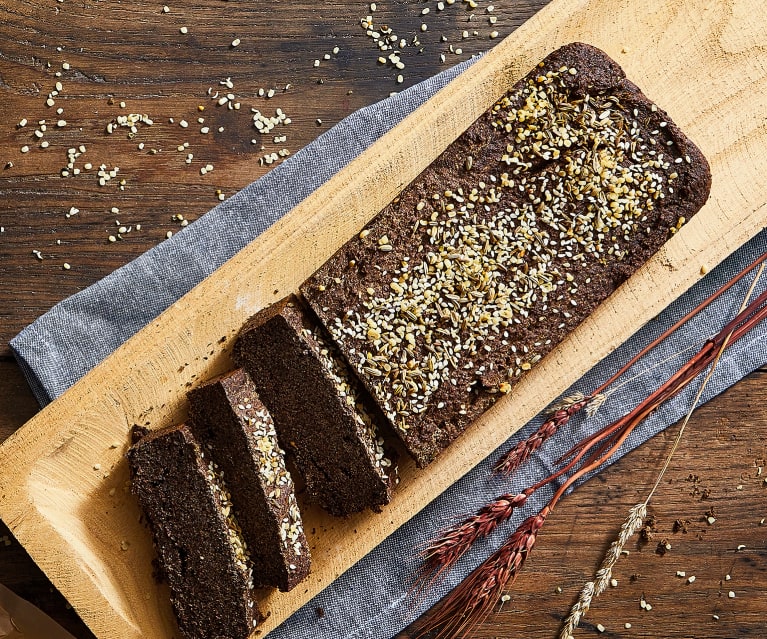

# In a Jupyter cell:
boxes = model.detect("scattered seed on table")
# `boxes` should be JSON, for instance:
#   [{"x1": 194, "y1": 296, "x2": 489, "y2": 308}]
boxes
[
  {"x1": 179, "y1": 26, "x2": 188, "y2": 34},
  {"x1": 231, "y1": 38, "x2": 241, "y2": 47},
  {"x1": 63, "y1": 262, "x2": 71, "y2": 270},
  {"x1": 728, "y1": 591, "x2": 735, "y2": 598}
]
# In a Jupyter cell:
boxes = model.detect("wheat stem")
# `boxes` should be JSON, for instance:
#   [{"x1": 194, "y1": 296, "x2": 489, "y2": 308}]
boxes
[{"x1": 560, "y1": 263, "x2": 765, "y2": 638}]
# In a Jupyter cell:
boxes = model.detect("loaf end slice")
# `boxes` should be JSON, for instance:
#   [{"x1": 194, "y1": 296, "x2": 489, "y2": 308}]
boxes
[{"x1": 127, "y1": 423, "x2": 259, "y2": 639}]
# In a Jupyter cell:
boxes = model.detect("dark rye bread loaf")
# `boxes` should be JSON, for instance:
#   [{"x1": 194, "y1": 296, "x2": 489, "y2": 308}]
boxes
[
  {"x1": 300, "y1": 42, "x2": 712, "y2": 467},
  {"x1": 233, "y1": 295, "x2": 398, "y2": 516},
  {"x1": 127, "y1": 423, "x2": 259, "y2": 639},
  {"x1": 188, "y1": 368, "x2": 310, "y2": 592}
]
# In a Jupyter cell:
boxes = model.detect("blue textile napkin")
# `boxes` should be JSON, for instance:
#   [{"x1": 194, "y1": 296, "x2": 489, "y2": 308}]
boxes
[{"x1": 10, "y1": 56, "x2": 767, "y2": 639}]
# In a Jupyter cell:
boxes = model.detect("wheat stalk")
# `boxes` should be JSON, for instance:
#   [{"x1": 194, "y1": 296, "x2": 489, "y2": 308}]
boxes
[
  {"x1": 415, "y1": 510, "x2": 548, "y2": 639},
  {"x1": 411, "y1": 257, "x2": 767, "y2": 639},
  {"x1": 560, "y1": 263, "x2": 765, "y2": 638},
  {"x1": 494, "y1": 393, "x2": 592, "y2": 476}
]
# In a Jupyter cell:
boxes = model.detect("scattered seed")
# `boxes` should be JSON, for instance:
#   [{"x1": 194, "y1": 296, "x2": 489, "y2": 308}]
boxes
[
  {"x1": 728, "y1": 591, "x2": 735, "y2": 598},
  {"x1": 93, "y1": 463, "x2": 101, "y2": 471},
  {"x1": 596, "y1": 623, "x2": 605, "y2": 632},
  {"x1": 179, "y1": 26, "x2": 188, "y2": 34},
  {"x1": 490, "y1": 31, "x2": 499, "y2": 39},
  {"x1": 687, "y1": 575, "x2": 696, "y2": 584},
  {"x1": 231, "y1": 38, "x2": 241, "y2": 47},
  {"x1": 63, "y1": 262, "x2": 71, "y2": 270}
]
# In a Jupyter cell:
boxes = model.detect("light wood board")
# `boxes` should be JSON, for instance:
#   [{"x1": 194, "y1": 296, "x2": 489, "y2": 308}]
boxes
[{"x1": 1, "y1": 0, "x2": 767, "y2": 637}]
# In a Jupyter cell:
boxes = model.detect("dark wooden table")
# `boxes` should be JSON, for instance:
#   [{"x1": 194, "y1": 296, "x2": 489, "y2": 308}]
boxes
[{"x1": 1, "y1": 1, "x2": 764, "y2": 637}]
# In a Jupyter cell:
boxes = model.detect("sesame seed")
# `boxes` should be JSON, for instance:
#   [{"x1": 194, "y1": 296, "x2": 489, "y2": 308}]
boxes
[
  {"x1": 179, "y1": 26, "x2": 188, "y2": 34},
  {"x1": 231, "y1": 38, "x2": 241, "y2": 47}
]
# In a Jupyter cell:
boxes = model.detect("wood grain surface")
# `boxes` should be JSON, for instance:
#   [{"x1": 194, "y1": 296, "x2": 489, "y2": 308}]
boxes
[{"x1": 0, "y1": 1, "x2": 765, "y2": 639}]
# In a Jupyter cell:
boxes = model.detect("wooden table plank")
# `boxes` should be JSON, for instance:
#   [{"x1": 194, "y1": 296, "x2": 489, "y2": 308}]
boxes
[{"x1": 0, "y1": 0, "x2": 542, "y2": 358}]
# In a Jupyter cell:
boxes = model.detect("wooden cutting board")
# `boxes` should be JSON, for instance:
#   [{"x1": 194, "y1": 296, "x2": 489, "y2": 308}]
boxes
[{"x1": 1, "y1": 0, "x2": 766, "y2": 637}]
